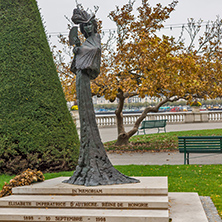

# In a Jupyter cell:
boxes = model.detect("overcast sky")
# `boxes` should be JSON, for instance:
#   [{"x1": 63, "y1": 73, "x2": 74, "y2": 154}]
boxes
[{"x1": 36, "y1": 0, "x2": 222, "y2": 46}]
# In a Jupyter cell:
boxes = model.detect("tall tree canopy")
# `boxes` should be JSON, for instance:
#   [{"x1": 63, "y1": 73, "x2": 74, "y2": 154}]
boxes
[
  {"x1": 0, "y1": 0, "x2": 80, "y2": 174},
  {"x1": 55, "y1": 0, "x2": 222, "y2": 145}
]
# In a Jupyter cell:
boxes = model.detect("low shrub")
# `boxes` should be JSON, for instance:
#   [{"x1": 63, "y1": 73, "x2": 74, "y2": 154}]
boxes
[{"x1": 0, "y1": 169, "x2": 44, "y2": 198}]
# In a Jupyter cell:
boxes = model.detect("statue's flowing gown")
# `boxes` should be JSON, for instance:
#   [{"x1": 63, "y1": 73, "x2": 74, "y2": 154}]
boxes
[{"x1": 63, "y1": 33, "x2": 139, "y2": 186}]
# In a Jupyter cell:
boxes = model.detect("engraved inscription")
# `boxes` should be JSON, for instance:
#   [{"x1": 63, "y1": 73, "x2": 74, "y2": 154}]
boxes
[
  {"x1": 101, "y1": 202, "x2": 116, "y2": 207},
  {"x1": 24, "y1": 216, "x2": 34, "y2": 221},
  {"x1": 117, "y1": 203, "x2": 123, "y2": 207},
  {"x1": 9, "y1": 201, "x2": 31, "y2": 206},
  {"x1": 46, "y1": 217, "x2": 51, "y2": 221},
  {"x1": 70, "y1": 202, "x2": 98, "y2": 207},
  {"x1": 128, "y1": 202, "x2": 148, "y2": 208},
  {"x1": 72, "y1": 189, "x2": 103, "y2": 194},
  {"x1": 36, "y1": 202, "x2": 66, "y2": 207},
  {"x1": 96, "y1": 217, "x2": 106, "y2": 222},
  {"x1": 55, "y1": 217, "x2": 83, "y2": 221}
]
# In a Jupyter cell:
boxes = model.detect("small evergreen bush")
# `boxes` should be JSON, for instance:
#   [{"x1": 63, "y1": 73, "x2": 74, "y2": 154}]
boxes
[{"x1": 0, "y1": 0, "x2": 80, "y2": 174}]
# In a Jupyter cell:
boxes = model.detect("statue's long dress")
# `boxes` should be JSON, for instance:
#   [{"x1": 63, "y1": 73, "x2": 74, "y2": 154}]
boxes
[{"x1": 63, "y1": 33, "x2": 139, "y2": 186}]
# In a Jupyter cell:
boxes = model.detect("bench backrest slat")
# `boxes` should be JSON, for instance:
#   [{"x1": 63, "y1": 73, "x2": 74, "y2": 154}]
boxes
[
  {"x1": 178, "y1": 136, "x2": 222, "y2": 139},
  {"x1": 142, "y1": 120, "x2": 167, "y2": 128},
  {"x1": 178, "y1": 136, "x2": 222, "y2": 152},
  {"x1": 179, "y1": 144, "x2": 221, "y2": 148}
]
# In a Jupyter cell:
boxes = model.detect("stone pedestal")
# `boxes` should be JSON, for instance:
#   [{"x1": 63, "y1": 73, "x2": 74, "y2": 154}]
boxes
[
  {"x1": 192, "y1": 106, "x2": 200, "y2": 112},
  {"x1": 11, "y1": 177, "x2": 168, "y2": 196},
  {"x1": 0, "y1": 177, "x2": 169, "y2": 222},
  {"x1": 0, "y1": 177, "x2": 208, "y2": 222},
  {"x1": 185, "y1": 112, "x2": 209, "y2": 123},
  {"x1": 70, "y1": 110, "x2": 80, "y2": 128}
]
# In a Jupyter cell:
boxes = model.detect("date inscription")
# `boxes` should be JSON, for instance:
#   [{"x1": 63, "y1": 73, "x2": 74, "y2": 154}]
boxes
[
  {"x1": 24, "y1": 216, "x2": 34, "y2": 221},
  {"x1": 96, "y1": 217, "x2": 106, "y2": 221},
  {"x1": 22, "y1": 215, "x2": 108, "y2": 222},
  {"x1": 55, "y1": 216, "x2": 83, "y2": 221},
  {"x1": 23, "y1": 216, "x2": 83, "y2": 221}
]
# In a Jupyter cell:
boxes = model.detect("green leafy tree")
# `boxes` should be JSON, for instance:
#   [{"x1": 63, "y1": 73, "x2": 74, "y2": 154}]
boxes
[{"x1": 0, "y1": 0, "x2": 80, "y2": 174}]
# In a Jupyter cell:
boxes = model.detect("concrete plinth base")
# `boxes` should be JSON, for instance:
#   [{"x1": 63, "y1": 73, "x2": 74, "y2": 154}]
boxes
[
  {"x1": 0, "y1": 208, "x2": 169, "y2": 222},
  {"x1": 169, "y1": 192, "x2": 208, "y2": 222},
  {"x1": 0, "y1": 195, "x2": 168, "y2": 209},
  {"x1": 12, "y1": 176, "x2": 168, "y2": 196},
  {"x1": 0, "y1": 177, "x2": 209, "y2": 222}
]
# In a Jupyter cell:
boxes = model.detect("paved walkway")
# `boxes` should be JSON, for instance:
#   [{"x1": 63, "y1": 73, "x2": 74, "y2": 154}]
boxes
[
  {"x1": 107, "y1": 151, "x2": 222, "y2": 165},
  {"x1": 99, "y1": 122, "x2": 222, "y2": 165},
  {"x1": 99, "y1": 122, "x2": 222, "y2": 143}
]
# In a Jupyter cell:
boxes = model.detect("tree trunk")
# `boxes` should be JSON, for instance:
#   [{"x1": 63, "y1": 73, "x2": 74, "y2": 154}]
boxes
[
  {"x1": 114, "y1": 94, "x2": 131, "y2": 146},
  {"x1": 63, "y1": 71, "x2": 139, "y2": 186},
  {"x1": 114, "y1": 97, "x2": 175, "y2": 146},
  {"x1": 115, "y1": 133, "x2": 130, "y2": 146}
]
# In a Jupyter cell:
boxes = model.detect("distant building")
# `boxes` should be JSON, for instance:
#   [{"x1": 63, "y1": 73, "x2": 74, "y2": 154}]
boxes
[
  {"x1": 68, "y1": 95, "x2": 164, "y2": 108},
  {"x1": 92, "y1": 95, "x2": 161, "y2": 105},
  {"x1": 92, "y1": 96, "x2": 118, "y2": 104}
]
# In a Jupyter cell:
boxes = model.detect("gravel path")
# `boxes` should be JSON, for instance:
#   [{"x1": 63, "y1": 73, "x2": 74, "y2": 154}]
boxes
[{"x1": 200, "y1": 196, "x2": 222, "y2": 222}]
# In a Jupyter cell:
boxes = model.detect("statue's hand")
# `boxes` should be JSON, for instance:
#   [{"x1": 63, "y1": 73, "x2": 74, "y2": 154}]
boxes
[
  {"x1": 73, "y1": 46, "x2": 79, "y2": 54},
  {"x1": 73, "y1": 37, "x2": 81, "y2": 46}
]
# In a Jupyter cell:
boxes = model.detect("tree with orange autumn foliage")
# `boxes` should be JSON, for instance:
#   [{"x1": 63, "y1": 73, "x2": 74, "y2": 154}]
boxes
[{"x1": 54, "y1": 0, "x2": 222, "y2": 146}]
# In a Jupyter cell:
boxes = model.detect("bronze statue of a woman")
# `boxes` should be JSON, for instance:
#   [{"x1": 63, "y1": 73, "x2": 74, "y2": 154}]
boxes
[{"x1": 63, "y1": 7, "x2": 139, "y2": 186}]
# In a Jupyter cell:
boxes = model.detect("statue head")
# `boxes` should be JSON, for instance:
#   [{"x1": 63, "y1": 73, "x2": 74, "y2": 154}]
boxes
[
  {"x1": 80, "y1": 19, "x2": 97, "y2": 38},
  {"x1": 71, "y1": 7, "x2": 97, "y2": 38}
]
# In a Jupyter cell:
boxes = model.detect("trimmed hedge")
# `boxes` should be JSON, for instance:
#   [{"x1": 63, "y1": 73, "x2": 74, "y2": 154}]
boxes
[{"x1": 0, "y1": 0, "x2": 80, "y2": 174}]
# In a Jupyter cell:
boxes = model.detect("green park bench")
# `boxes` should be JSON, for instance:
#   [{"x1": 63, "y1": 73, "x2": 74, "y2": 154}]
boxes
[
  {"x1": 137, "y1": 119, "x2": 167, "y2": 135},
  {"x1": 178, "y1": 136, "x2": 222, "y2": 164}
]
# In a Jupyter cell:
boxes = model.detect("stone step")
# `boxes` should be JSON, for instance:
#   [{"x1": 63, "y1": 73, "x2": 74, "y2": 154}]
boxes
[
  {"x1": 0, "y1": 195, "x2": 168, "y2": 209},
  {"x1": 169, "y1": 192, "x2": 208, "y2": 222},
  {"x1": 0, "y1": 193, "x2": 210, "y2": 222},
  {"x1": 12, "y1": 177, "x2": 168, "y2": 196},
  {"x1": 0, "y1": 208, "x2": 169, "y2": 222}
]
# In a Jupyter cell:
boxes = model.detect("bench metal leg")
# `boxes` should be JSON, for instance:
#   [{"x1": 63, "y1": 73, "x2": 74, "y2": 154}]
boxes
[
  {"x1": 157, "y1": 127, "x2": 166, "y2": 133},
  {"x1": 184, "y1": 153, "x2": 190, "y2": 165}
]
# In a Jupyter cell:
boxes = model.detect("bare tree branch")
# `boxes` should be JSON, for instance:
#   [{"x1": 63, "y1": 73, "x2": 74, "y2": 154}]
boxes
[{"x1": 127, "y1": 97, "x2": 180, "y2": 137}]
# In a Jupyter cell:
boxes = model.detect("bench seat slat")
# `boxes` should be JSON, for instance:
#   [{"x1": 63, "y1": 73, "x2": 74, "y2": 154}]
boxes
[
  {"x1": 179, "y1": 139, "x2": 220, "y2": 143},
  {"x1": 179, "y1": 147, "x2": 222, "y2": 150},
  {"x1": 179, "y1": 148, "x2": 222, "y2": 153}
]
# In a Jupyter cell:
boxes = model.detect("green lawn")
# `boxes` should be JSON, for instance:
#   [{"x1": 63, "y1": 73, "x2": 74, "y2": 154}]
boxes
[
  {"x1": 105, "y1": 128, "x2": 222, "y2": 152},
  {"x1": 0, "y1": 129, "x2": 221, "y2": 218},
  {"x1": 0, "y1": 164, "x2": 221, "y2": 218}
]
